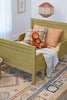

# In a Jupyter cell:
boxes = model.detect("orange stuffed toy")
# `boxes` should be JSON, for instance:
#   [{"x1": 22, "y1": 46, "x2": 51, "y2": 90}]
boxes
[{"x1": 31, "y1": 31, "x2": 47, "y2": 49}]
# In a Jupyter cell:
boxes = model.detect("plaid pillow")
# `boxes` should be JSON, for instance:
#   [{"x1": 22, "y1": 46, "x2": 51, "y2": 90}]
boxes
[
  {"x1": 37, "y1": 28, "x2": 48, "y2": 42},
  {"x1": 23, "y1": 28, "x2": 48, "y2": 44}
]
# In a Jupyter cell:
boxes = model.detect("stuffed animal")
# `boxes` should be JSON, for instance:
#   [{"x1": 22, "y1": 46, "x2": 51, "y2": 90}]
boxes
[{"x1": 31, "y1": 31, "x2": 47, "y2": 49}]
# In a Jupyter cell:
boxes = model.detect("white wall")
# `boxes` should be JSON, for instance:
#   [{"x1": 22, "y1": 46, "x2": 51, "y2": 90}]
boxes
[
  {"x1": 31, "y1": 0, "x2": 67, "y2": 23},
  {"x1": 10, "y1": 0, "x2": 67, "y2": 40},
  {"x1": 10, "y1": 0, "x2": 31, "y2": 40}
]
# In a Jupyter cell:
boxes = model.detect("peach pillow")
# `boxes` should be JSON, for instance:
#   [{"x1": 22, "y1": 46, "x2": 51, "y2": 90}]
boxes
[
  {"x1": 34, "y1": 25, "x2": 63, "y2": 47},
  {"x1": 34, "y1": 24, "x2": 45, "y2": 30},
  {"x1": 45, "y1": 28, "x2": 63, "y2": 47}
]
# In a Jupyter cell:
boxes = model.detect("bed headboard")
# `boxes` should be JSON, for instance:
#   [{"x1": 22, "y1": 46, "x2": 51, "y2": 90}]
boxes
[{"x1": 31, "y1": 18, "x2": 67, "y2": 41}]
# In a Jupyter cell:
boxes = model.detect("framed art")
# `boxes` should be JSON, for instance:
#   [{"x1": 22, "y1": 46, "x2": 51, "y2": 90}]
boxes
[{"x1": 17, "y1": 0, "x2": 26, "y2": 13}]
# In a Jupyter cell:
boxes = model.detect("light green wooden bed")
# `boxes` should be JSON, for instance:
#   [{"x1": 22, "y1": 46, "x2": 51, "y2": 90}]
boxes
[{"x1": 0, "y1": 18, "x2": 67, "y2": 85}]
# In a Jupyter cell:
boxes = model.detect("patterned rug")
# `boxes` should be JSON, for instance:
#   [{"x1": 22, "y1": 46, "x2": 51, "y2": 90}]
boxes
[{"x1": 0, "y1": 55, "x2": 67, "y2": 100}]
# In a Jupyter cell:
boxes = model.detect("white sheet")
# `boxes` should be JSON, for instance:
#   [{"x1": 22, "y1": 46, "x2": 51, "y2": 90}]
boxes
[
  {"x1": 36, "y1": 48, "x2": 59, "y2": 77},
  {"x1": 17, "y1": 41, "x2": 29, "y2": 45}
]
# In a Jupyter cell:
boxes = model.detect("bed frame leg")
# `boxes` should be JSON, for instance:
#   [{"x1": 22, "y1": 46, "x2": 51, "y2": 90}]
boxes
[
  {"x1": 32, "y1": 72, "x2": 36, "y2": 85},
  {"x1": 42, "y1": 68, "x2": 45, "y2": 80},
  {"x1": 41, "y1": 59, "x2": 46, "y2": 80}
]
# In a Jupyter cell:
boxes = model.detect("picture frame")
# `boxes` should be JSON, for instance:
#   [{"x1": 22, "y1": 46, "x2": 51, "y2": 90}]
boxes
[{"x1": 17, "y1": 0, "x2": 26, "y2": 13}]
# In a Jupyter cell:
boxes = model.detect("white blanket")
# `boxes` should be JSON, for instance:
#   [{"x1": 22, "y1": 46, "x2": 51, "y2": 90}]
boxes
[{"x1": 36, "y1": 48, "x2": 59, "y2": 77}]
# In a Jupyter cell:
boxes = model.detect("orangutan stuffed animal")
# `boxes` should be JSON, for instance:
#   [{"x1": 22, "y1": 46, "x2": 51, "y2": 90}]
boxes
[{"x1": 31, "y1": 31, "x2": 47, "y2": 49}]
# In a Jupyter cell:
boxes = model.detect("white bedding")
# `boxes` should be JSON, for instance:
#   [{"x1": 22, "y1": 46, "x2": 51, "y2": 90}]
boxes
[
  {"x1": 17, "y1": 41, "x2": 29, "y2": 45},
  {"x1": 36, "y1": 48, "x2": 59, "y2": 77}
]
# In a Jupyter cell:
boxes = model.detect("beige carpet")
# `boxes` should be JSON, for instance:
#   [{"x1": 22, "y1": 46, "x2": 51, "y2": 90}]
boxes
[{"x1": 0, "y1": 55, "x2": 67, "y2": 100}]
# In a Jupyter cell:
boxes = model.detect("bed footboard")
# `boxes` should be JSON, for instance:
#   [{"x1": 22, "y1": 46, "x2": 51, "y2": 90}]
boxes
[{"x1": 0, "y1": 38, "x2": 46, "y2": 85}]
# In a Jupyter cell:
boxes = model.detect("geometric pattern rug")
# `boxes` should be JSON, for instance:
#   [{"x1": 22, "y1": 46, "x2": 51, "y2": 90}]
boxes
[{"x1": 0, "y1": 55, "x2": 67, "y2": 100}]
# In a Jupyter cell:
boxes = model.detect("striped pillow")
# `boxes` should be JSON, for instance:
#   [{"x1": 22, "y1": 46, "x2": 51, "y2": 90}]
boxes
[{"x1": 23, "y1": 28, "x2": 48, "y2": 44}]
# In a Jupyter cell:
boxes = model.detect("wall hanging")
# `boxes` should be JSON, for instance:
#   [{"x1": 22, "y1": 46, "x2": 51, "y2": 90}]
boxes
[
  {"x1": 17, "y1": 0, "x2": 26, "y2": 13},
  {"x1": 39, "y1": 2, "x2": 54, "y2": 17}
]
